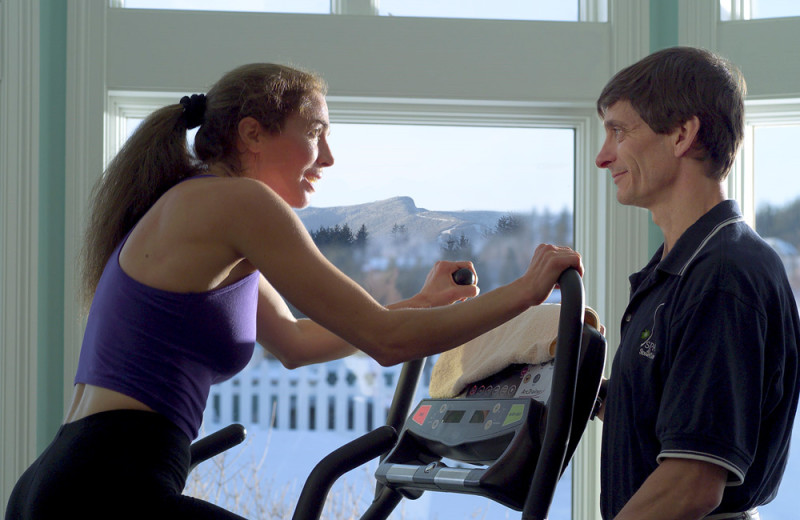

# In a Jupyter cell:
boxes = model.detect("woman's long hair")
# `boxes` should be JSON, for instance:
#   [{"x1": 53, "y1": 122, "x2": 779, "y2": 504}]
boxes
[{"x1": 80, "y1": 63, "x2": 327, "y2": 308}]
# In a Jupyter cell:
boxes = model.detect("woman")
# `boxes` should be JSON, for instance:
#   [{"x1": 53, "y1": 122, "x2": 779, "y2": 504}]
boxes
[{"x1": 6, "y1": 63, "x2": 581, "y2": 519}]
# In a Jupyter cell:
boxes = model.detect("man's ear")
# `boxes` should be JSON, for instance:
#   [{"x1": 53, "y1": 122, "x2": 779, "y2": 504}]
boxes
[
  {"x1": 237, "y1": 116, "x2": 263, "y2": 154},
  {"x1": 672, "y1": 115, "x2": 701, "y2": 158}
]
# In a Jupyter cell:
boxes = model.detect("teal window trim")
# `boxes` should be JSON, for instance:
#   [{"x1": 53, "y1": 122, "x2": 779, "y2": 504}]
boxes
[
  {"x1": 38, "y1": 0, "x2": 68, "y2": 451},
  {"x1": 647, "y1": 0, "x2": 679, "y2": 257}
]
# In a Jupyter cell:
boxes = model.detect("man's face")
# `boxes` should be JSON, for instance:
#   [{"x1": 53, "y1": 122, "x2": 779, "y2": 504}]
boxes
[{"x1": 595, "y1": 100, "x2": 678, "y2": 210}]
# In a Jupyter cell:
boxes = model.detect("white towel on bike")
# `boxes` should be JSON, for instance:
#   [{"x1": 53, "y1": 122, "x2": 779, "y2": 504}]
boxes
[{"x1": 429, "y1": 304, "x2": 601, "y2": 399}]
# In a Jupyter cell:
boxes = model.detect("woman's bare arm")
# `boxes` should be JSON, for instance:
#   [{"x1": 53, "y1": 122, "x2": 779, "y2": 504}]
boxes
[
  {"x1": 255, "y1": 261, "x2": 480, "y2": 368},
  {"x1": 220, "y1": 178, "x2": 582, "y2": 366}
]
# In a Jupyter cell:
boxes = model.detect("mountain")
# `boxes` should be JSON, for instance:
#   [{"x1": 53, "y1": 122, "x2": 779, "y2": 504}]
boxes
[{"x1": 296, "y1": 196, "x2": 510, "y2": 244}]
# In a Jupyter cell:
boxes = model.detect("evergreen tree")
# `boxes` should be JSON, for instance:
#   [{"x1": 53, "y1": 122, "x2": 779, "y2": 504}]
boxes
[
  {"x1": 441, "y1": 233, "x2": 472, "y2": 260},
  {"x1": 355, "y1": 224, "x2": 368, "y2": 249},
  {"x1": 555, "y1": 207, "x2": 573, "y2": 247},
  {"x1": 757, "y1": 198, "x2": 800, "y2": 248},
  {"x1": 495, "y1": 214, "x2": 523, "y2": 235},
  {"x1": 391, "y1": 223, "x2": 408, "y2": 244}
]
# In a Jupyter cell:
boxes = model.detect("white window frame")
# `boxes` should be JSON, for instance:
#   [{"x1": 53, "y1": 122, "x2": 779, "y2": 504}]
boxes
[
  {"x1": 720, "y1": 0, "x2": 752, "y2": 20},
  {"x1": 732, "y1": 99, "x2": 800, "y2": 227}
]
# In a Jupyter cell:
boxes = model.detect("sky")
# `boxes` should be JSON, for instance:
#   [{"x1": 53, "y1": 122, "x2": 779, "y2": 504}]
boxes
[
  {"x1": 305, "y1": 122, "x2": 800, "y2": 213},
  {"x1": 312, "y1": 124, "x2": 575, "y2": 213},
  {"x1": 124, "y1": 0, "x2": 578, "y2": 21},
  {"x1": 154, "y1": 108, "x2": 799, "y2": 219},
  {"x1": 753, "y1": 125, "x2": 800, "y2": 208}
]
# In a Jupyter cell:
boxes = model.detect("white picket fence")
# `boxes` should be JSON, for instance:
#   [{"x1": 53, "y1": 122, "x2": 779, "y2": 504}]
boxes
[{"x1": 203, "y1": 356, "x2": 433, "y2": 434}]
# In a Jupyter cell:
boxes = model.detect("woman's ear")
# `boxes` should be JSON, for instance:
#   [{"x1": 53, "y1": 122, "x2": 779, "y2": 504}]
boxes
[
  {"x1": 672, "y1": 115, "x2": 701, "y2": 158},
  {"x1": 237, "y1": 116, "x2": 263, "y2": 154}
]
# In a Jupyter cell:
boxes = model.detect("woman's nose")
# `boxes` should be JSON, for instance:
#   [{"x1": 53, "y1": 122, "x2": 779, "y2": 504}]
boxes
[{"x1": 318, "y1": 137, "x2": 334, "y2": 167}]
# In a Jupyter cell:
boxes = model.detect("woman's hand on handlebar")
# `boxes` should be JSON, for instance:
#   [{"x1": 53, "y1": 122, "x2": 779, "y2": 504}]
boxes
[
  {"x1": 414, "y1": 261, "x2": 479, "y2": 307},
  {"x1": 522, "y1": 244, "x2": 583, "y2": 306}
]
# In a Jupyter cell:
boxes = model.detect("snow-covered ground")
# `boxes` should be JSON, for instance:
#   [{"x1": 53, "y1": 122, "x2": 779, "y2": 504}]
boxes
[
  {"x1": 187, "y1": 419, "x2": 798, "y2": 520},
  {"x1": 186, "y1": 427, "x2": 572, "y2": 520}
]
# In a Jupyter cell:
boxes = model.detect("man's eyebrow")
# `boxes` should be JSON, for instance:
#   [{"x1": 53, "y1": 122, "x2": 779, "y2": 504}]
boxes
[{"x1": 604, "y1": 119, "x2": 625, "y2": 129}]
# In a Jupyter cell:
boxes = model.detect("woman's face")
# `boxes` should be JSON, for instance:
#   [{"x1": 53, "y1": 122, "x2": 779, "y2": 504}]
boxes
[{"x1": 251, "y1": 91, "x2": 334, "y2": 208}]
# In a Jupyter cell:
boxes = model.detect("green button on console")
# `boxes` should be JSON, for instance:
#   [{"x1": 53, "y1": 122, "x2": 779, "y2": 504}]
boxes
[{"x1": 503, "y1": 403, "x2": 525, "y2": 426}]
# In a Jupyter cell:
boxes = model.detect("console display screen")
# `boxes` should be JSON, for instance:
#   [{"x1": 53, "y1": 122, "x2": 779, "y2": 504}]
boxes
[
  {"x1": 443, "y1": 410, "x2": 465, "y2": 423},
  {"x1": 469, "y1": 410, "x2": 489, "y2": 423}
]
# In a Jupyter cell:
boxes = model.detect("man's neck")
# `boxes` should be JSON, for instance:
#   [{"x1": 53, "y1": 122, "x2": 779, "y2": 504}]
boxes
[{"x1": 650, "y1": 179, "x2": 725, "y2": 257}]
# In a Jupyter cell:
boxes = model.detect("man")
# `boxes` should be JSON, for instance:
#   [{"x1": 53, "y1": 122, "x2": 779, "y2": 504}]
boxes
[{"x1": 594, "y1": 46, "x2": 800, "y2": 519}]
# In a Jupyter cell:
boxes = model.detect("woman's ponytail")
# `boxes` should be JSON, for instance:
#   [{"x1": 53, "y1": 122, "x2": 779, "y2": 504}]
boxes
[{"x1": 80, "y1": 100, "x2": 201, "y2": 309}]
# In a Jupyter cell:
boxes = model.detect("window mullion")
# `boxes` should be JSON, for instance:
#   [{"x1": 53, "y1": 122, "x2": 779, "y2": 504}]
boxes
[
  {"x1": 331, "y1": 0, "x2": 378, "y2": 16},
  {"x1": 580, "y1": 0, "x2": 609, "y2": 22}
]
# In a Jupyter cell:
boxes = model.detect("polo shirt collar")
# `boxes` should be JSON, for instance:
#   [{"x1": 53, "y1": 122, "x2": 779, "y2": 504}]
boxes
[{"x1": 655, "y1": 200, "x2": 744, "y2": 277}]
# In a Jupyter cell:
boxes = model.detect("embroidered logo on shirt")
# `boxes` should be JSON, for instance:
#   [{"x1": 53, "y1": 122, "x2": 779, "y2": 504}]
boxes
[{"x1": 639, "y1": 303, "x2": 665, "y2": 359}]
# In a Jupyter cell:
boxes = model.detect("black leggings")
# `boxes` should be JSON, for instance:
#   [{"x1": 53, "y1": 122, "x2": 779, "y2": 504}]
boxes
[{"x1": 4, "y1": 410, "x2": 247, "y2": 520}]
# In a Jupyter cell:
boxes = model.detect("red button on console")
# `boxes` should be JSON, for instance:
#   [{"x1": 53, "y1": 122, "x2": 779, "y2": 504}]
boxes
[{"x1": 412, "y1": 405, "x2": 431, "y2": 425}]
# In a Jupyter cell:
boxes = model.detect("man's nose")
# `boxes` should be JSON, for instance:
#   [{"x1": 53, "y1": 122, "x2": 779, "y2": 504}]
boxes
[{"x1": 595, "y1": 140, "x2": 614, "y2": 169}]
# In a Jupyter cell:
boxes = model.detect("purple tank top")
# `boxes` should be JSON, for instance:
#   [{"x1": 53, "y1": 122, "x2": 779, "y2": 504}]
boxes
[{"x1": 74, "y1": 232, "x2": 259, "y2": 440}]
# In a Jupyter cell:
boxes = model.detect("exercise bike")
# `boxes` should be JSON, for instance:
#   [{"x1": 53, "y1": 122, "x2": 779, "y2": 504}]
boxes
[{"x1": 193, "y1": 267, "x2": 606, "y2": 520}]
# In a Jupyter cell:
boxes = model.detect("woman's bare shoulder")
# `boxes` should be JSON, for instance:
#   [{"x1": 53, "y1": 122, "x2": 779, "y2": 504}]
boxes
[
  {"x1": 166, "y1": 175, "x2": 306, "y2": 250},
  {"x1": 121, "y1": 176, "x2": 285, "y2": 291},
  {"x1": 162, "y1": 176, "x2": 288, "y2": 224}
]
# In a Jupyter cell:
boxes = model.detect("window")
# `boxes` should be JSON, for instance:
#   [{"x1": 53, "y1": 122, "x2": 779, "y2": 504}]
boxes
[
  {"x1": 750, "y1": 123, "x2": 800, "y2": 520},
  {"x1": 117, "y1": 0, "x2": 331, "y2": 15},
  {"x1": 378, "y1": 0, "x2": 579, "y2": 22},
  {"x1": 116, "y1": 0, "x2": 603, "y2": 21},
  {"x1": 116, "y1": 99, "x2": 578, "y2": 518},
  {"x1": 293, "y1": 122, "x2": 575, "y2": 517},
  {"x1": 720, "y1": 0, "x2": 800, "y2": 20}
]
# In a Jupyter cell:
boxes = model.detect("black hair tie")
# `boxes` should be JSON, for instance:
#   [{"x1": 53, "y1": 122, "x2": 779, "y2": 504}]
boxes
[{"x1": 179, "y1": 94, "x2": 206, "y2": 129}]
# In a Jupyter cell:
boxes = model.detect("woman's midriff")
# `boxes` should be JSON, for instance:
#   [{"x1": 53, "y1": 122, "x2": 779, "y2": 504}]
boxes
[{"x1": 64, "y1": 383, "x2": 156, "y2": 424}]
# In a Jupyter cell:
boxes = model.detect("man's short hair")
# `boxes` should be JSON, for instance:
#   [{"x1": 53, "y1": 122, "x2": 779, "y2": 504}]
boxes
[{"x1": 596, "y1": 46, "x2": 746, "y2": 181}]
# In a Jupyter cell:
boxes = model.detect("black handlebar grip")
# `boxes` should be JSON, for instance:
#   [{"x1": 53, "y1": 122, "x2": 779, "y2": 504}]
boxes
[{"x1": 452, "y1": 267, "x2": 476, "y2": 286}]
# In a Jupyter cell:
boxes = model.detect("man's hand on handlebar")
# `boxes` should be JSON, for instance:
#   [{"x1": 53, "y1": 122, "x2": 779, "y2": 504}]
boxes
[{"x1": 523, "y1": 244, "x2": 583, "y2": 307}]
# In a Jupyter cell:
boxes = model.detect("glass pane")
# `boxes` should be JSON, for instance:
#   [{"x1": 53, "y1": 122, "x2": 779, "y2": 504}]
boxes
[
  {"x1": 121, "y1": 0, "x2": 585, "y2": 20},
  {"x1": 121, "y1": 0, "x2": 331, "y2": 15},
  {"x1": 753, "y1": 124, "x2": 800, "y2": 520},
  {"x1": 124, "y1": 117, "x2": 197, "y2": 145},
  {"x1": 311, "y1": 124, "x2": 573, "y2": 213},
  {"x1": 379, "y1": 0, "x2": 579, "y2": 21},
  {"x1": 720, "y1": 0, "x2": 800, "y2": 20},
  {"x1": 752, "y1": 0, "x2": 800, "y2": 19},
  {"x1": 719, "y1": 0, "x2": 734, "y2": 21}
]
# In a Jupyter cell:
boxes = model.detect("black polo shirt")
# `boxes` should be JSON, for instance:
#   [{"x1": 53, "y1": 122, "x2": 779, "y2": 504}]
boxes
[{"x1": 600, "y1": 200, "x2": 800, "y2": 518}]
